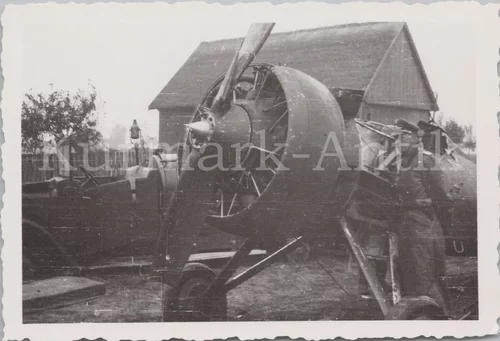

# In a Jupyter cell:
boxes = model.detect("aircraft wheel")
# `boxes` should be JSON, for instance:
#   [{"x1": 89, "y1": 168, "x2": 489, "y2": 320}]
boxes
[
  {"x1": 178, "y1": 275, "x2": 227, "y2": 321},
  {"x1": 286, "y1": 240, "x2": 311, "y2": 263},
  {"x1": 164, "y1": 268, "x2": 227, "y2": 322},
  {"x1": 385, "y1": 296, "x2": 447, "y2": 320}
]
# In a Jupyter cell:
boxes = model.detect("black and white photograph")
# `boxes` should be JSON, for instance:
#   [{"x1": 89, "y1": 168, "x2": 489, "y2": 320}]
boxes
[{"x1": 1, "y1": 2, "x2": 499, "y2": 340}]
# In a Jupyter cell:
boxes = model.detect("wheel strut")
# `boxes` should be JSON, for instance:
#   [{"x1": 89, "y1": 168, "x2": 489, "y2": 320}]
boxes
[
  {"x1": 204, "y1": 237, "x2": 256, "y2": 296},
  {"x1": 203, "y1": 235, "x2": 304, "y2": 296},
  {"x1": 223, "y1": 236, "x2": 303, "y2": 293}
]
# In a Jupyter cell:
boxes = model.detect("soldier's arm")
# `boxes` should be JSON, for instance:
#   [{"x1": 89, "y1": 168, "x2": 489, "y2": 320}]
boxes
[{"x1": 422, "y1": 155, "x2": 453, "y2": 206}]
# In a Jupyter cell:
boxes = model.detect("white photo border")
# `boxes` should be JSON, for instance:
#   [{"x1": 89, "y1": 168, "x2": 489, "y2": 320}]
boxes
[{"x1": 1, "y1": 2, "x2": 499, "y2": 340}]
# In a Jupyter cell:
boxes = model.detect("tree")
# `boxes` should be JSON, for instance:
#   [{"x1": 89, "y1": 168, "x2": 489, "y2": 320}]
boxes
[
  {"x1": 462, "y1": 124, "x2": 476, "y2": 151},
  {"x1": 443, "y1": 118, "x2": 465, "y2": 144},
  {"x1": 22, "y1": 85, "x2": 103, "y2": 153},
  {"x1": 438, "y1": 117, "x2": 476, "y2": 151}
]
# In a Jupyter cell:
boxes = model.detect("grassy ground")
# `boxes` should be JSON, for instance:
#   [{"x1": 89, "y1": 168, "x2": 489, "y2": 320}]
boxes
[{"x1": 24, "y1": 255, "x2": 477, "y2": 323}]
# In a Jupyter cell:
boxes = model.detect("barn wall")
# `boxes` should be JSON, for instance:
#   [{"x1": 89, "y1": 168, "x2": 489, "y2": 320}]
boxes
[
  {"x1": 158, "y1": 108, "x2": 195, "y2": 147},
  {"x1": 358, "y1": 102, "x2": 430, "y2": 124},
  {"x1": 364, "y1": 29, "x2": 435, "y2": 110}
]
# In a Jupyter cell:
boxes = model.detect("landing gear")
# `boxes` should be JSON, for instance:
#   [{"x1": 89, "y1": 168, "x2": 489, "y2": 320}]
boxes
[
  {"x1": 163, "y1": 263, "x2": 227, "y2": 322},
  {"x1": 176, "y1": 275, "x2": 227, "y2": 321},
  {"x1": 340, "y1": 215, "x2": 449, "y2": 320},
  {"x1": 162, "y1": 211, "x2": 452, "y2": 322},
  {"x1": 286, "y1": 240, "x2": 311, "y2": 263},
  {"x1": 385, "y1": 297, "x2": 447, "y2": 320},
  {"x1": 162, "y1": 237, "x2": 304, "y2": 322}
]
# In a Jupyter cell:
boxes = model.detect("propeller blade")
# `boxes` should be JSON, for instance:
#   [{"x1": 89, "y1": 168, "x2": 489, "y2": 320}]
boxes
[
  {"x1": 234, "y1": 23, "x2": 275, "y2": 79},
  {"x1": 212, "y1": 23, "x2": 275, "y2": 109},
  {"x1": 161, "y1": 148, "x2": 218, "y2": 283}
]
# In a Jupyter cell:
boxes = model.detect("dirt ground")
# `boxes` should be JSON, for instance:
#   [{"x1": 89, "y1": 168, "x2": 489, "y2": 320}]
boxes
[{"x1": 24, "y1": 255, "x2": 477, "y2": 323}]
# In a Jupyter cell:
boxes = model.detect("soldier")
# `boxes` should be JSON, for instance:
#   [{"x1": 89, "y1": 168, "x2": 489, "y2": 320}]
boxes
[{"x1": 394, "y1": 118, "x2": 453, "y2": 317}]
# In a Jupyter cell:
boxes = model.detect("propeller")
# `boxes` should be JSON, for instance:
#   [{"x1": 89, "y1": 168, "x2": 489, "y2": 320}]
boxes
[
  {"x1": 211, "y1": 23, "x2": 275, "y2": 112},
  {"x1": 157, "y1": 23, "x2": 276, "y2": 285}
]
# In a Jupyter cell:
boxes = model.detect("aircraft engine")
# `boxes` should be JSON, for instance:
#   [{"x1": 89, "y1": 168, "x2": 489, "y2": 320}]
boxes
[
  {"x1": 160, "y1": 23, "x2": 357, "y2": 276},
  {"x1": 191, "y1": 64, "x2": 348, "y2": 241}
]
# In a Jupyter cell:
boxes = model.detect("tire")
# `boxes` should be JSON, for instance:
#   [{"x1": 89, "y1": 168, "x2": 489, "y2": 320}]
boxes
[
  {"x1": 286, "y1": 241, "x2": 311, "y2": 263},
  {"x1": 164, "y1": 268, "x2": 227, "y2": 322},
  {"x1": 177, "y1": 276, "x2": 227, "y2": 321},
  {"x1": 385, "y1": 296, "x2": 447, "y2": 320},
  {"x1": 22, "y1": 220, "x2": 74, "y2": 271},
  {"x1": 23, "y1": 253, "x2": 36, "y2": 282}
]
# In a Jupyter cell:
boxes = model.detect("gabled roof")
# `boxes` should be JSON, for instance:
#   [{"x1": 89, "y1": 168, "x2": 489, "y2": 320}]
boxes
[{"x1": 149, "y1": 22, "x2": 438, "y2": 111}]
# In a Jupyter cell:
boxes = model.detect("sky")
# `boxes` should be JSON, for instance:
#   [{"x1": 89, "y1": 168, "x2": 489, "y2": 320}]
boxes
[{"x1": 8, "y1": 2, "x2": 485, "y2": 141}]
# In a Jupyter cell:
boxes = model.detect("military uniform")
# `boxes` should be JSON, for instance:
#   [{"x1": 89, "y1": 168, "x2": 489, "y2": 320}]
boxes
[
  {"x1": 397, "y1": 144, "x2": 452, "y2": 314},
  {"x1": 355, "y1": 119, "x2": 452, "y2": 314}
]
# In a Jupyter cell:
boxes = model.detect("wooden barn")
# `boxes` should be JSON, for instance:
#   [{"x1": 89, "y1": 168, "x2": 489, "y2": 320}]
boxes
[{"x1": 149, "y1": 22, "x2": 438, "y2": 146}]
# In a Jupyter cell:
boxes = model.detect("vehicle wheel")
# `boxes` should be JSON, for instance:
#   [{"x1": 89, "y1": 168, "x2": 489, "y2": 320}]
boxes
[
  {"x1": 177, "y1": 276, "x2": 227, "y2": 321},
  {"x1": 163, "y1": 269, "x2": 227, "y2": 322},
  {"x1": 23, "y1": 252, "x2": 36, "y2": 281},
  {"x1": 385, "y1": 296, "x2": 447, "y2": 320},
  {"x1": 286, "y1": 240, "x2": 311, "y2": 263}
]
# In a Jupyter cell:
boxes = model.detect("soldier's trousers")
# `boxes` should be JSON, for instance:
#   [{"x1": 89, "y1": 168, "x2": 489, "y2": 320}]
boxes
[{"x1": 398, "y1": 209, "x2": 449, "y2": 314}]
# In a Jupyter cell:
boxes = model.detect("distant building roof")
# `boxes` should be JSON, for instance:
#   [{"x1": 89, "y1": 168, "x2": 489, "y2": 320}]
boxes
[{"x1": 149, "y1": 22, "x2": 437, "y2": 112}]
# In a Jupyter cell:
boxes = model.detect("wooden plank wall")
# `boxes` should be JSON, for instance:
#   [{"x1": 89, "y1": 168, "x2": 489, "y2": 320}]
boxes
[
  {"x1": 364, "y1": 29, "x2": 435, "y2": 111},
  {"x1": 158, "y1": 108, "x2": 194, "y2": 147}
]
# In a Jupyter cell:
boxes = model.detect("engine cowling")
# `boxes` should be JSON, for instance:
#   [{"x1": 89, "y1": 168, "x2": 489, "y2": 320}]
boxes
[{"x1": 180, "y1": 64, "x2": 356, "y2": 244}]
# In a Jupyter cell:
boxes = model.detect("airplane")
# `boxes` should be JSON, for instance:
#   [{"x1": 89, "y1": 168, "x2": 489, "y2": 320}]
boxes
[{"x1": 153, "y1": 23, "x2": 477, "y2": 321}]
